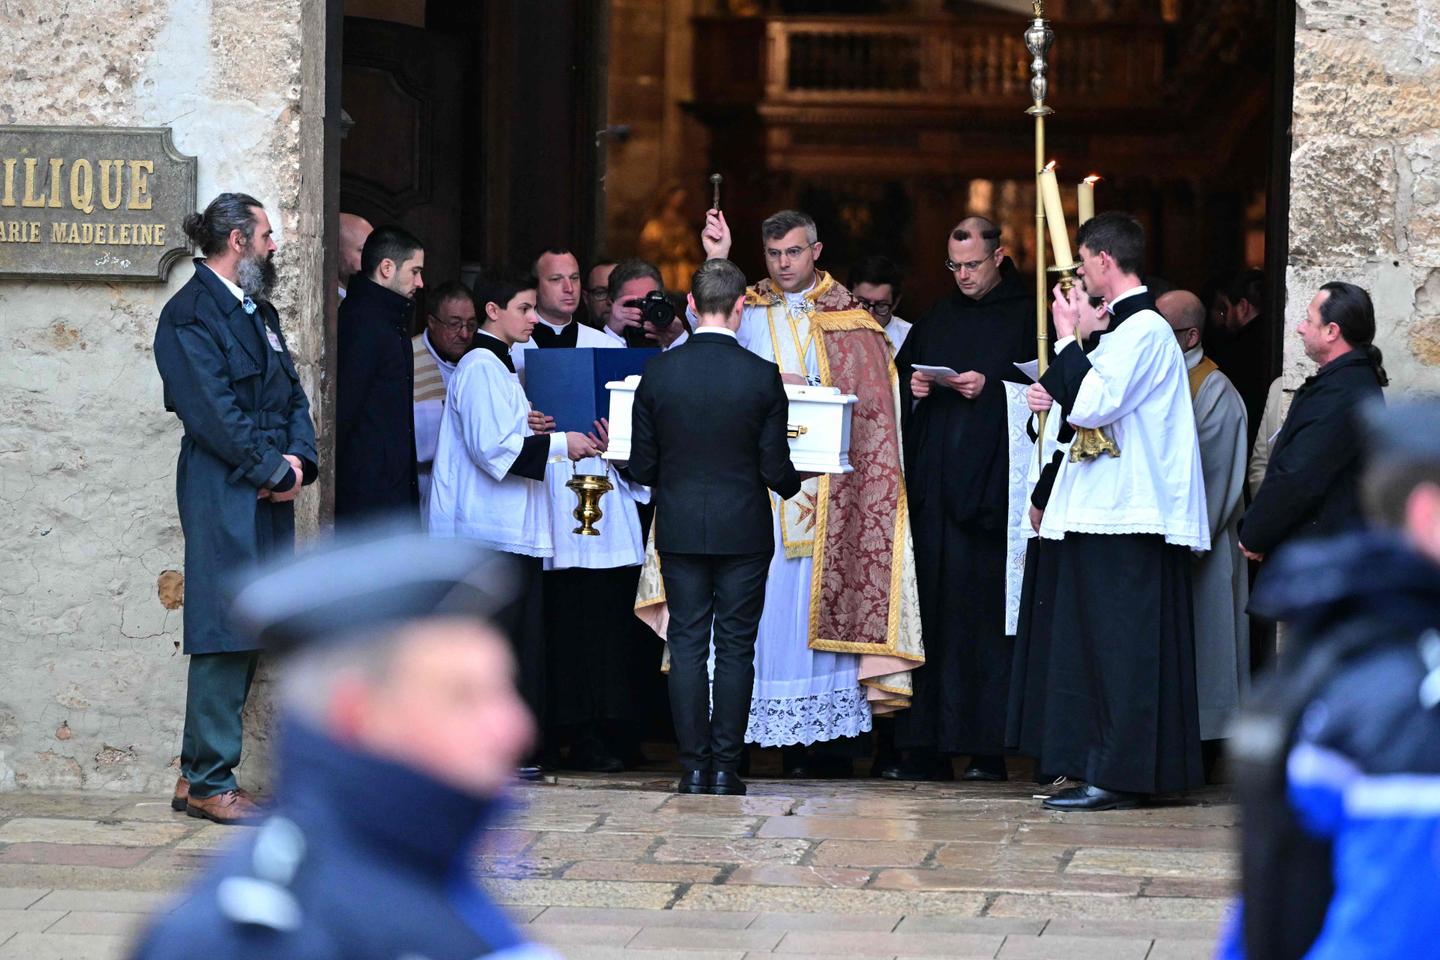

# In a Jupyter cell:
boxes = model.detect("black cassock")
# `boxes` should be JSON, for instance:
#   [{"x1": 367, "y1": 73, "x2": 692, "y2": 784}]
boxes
[
  {"x1": 894, "y1": 266, "x2": 1034, "y2": 756},
  {"x1": 1009, "y1": 297, "x2": 1203, "y2": 795}
]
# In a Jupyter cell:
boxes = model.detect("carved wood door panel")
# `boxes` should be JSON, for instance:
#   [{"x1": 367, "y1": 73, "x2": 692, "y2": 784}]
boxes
[{"x1": 340, "y1": 16, "x2": 465, "y2": 293}]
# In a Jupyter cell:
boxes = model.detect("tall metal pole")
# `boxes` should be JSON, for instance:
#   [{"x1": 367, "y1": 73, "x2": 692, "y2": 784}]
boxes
[{"x1": 1025, "y1": 3, "x2": 1055, "y2": 457}]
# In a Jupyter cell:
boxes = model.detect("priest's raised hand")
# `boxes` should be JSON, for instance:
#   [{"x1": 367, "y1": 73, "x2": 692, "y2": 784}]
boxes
[{"x1": 701, "y1": 208, "x2": 732, "y2": 261}]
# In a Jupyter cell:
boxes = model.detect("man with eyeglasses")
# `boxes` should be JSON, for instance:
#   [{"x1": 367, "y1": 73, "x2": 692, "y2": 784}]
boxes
[
  {"x1": 886, "y1": 216, "x2": 1035, "y2": 783},
  {"x1": 413, "y1": 281, "x2": 478, "y2": 527},
  {"x1": 583, "y1": 259, "x2": 617, "y2": 330},
  {"x1": 849, "y1": 255, "x2": 912, "y2": 356}
]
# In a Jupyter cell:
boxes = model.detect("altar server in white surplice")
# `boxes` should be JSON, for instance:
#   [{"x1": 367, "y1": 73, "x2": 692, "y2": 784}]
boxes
[
  {"x1": 526, "y1": 257, "x2": 654, "y2": 773},
  {"x1": 1025, "y1": 212, "x2": 1208, "y2": 811},
  {"x1": 429, "y1": 272, "x2": 600, "y2": 777},
  {"x1": 1159, "y1": 290, "x2": 1250, "y2": 745}
]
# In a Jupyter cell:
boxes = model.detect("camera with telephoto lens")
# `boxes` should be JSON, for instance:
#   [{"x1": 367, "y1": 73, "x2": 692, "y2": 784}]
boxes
[{"x1": 623, "y1": 289, "x2": 677, "y2": 347}]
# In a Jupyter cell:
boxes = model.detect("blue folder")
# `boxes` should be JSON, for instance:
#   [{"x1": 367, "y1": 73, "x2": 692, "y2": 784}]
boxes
[{"x1": 524, "y1": 348, "x2": 660, "y2": 433}]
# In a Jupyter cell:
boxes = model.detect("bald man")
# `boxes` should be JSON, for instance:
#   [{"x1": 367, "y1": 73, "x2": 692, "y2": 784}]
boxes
[
  {"x1": 338, "y1": 213, "x2": 374, "y2": 300},
  {"x1": 1158, "y1": 290, "x2": 1249, "y2": 759}
]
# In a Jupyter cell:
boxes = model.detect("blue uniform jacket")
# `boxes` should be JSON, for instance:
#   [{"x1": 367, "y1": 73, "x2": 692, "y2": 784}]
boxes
[
  {"x1": 1219, "y1": 533, "x2": 1440, "y2": 959},
  {"x1": 130, "y1": 721, "x2": 554, "y2": 960},
  {"x1": 153, "y1": 262, "x2": 317, "y2": 654}
]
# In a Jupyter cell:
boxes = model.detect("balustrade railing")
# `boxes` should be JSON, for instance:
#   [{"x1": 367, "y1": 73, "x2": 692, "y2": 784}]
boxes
[{"x1": 693, "y1": 15, "x2": 1165, "y2": 111}]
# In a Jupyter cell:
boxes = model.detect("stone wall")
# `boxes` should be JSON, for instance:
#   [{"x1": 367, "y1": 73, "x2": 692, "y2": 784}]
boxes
[
  {"x1": 0, "y1": 0, "x2": 327, "y2": 791},
  {"x1": 1287, "y1": 0, "x2": 1440, "y2": 393}
]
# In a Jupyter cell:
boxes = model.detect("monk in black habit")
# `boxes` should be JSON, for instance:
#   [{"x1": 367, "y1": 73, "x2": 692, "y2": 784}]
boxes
[{"x1": 889, "y1": 217, "x2": 1035, "y2": 782}]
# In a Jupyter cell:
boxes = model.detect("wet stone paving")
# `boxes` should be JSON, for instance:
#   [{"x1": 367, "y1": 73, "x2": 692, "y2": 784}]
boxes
[{"x1": 0, "y1": 771, "x2": 1236, "y2": 959}]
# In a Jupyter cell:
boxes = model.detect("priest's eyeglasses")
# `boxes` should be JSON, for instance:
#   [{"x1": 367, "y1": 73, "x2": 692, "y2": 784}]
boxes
[
  {"x1": 855, "y1": 297, "x2": 895, "y2": 317},
  {"x1": 434, "y1": 316, "x2": 480, "y2": 333},
  {"x1": 945, "y1": 257, "x2": 989, "y2": 274}
]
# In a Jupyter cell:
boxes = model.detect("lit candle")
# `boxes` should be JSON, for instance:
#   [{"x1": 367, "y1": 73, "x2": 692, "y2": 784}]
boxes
[
  {"x1": 1077, "y1": 175, "x2": 1099, "y2": 226},
  {"x1": 1038, "y1": 162, "x2": 1073, "y2": 267}
]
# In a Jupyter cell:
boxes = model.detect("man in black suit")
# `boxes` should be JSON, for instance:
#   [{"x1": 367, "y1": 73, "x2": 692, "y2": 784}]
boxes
[{"x1": 626, "y1": 258, "x2": 803, "y2": 796}]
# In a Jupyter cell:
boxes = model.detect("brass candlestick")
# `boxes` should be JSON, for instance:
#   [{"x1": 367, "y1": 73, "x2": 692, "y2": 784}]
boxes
[
  {"x1": 1026, "y1": 3, "x2": 1055, "y2": 464},
  {"x1": 1046, "y1": 264, "x2": 1120, "y2": 462},
  {"x1": 566, "y1": 473, "x2": 614, "y2": 536},
  {"x1": 1026, "y1": 2, "x2": 1117, "y2": 466}
]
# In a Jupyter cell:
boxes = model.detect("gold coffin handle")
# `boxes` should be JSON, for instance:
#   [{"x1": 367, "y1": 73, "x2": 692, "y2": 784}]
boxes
[{"x1": 786, "y1": 424, "x2": 808, "y2": 439}]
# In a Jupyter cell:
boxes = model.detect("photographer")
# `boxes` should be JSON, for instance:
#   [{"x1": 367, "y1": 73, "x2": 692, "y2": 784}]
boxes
[{"x1": 605, "y1": 258, "x2": 688, "y2": 348}]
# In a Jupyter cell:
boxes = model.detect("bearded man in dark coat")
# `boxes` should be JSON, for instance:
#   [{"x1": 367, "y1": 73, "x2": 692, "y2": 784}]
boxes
[{"x1": 153, "y1": 193, "x2": 317, "y2": 824}]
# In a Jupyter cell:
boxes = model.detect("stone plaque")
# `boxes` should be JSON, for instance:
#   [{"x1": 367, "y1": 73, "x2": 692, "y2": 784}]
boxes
[{"x1": 0, "y1": 126, "x2": 197, "y2": 282}]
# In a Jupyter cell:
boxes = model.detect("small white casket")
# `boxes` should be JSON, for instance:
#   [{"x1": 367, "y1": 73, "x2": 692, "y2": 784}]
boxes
[{"x1": 603, "y1": 376, "x2": 858, "y2": 474}]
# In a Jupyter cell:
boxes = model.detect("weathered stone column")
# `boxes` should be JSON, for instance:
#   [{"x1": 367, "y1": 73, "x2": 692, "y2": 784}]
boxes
[
  {"x1": 1287, "y1": 0, "x2": 1440, "y2": 393},
  {"x1": 0, "y1": 1, "x2": 328, "y2": 791}
]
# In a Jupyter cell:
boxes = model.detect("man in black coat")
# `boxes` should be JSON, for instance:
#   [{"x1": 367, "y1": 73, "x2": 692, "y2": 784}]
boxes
[
  {"x1": 625, "y1": 258, "x2": 803, "y2": 796},
  {"x1": 154, "y1": 193, "x2": 317, "y2": 824},
  {"x1": 336, "y1": 225, "x2": 426, "y2": 525},
  {"x1": 1241, "y1": 282, "x2": 1388, "y2": 565},
  {"x1": 892, "y1": 216, "x2": 1036, "y2": 782}
]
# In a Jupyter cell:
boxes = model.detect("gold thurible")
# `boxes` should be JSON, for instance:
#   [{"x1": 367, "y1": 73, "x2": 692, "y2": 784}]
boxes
[{"x1": 566, "y1": 472, "x2": 614, "y2": 536}]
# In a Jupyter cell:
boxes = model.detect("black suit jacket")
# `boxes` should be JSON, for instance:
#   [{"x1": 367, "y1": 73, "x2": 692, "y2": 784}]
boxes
[
  {"x1": 627, "y1": 330, "x2": 802, "y2": 555},
  {"x1": 1241, "y1": 350, "x2": 1385, "y2": 554}
]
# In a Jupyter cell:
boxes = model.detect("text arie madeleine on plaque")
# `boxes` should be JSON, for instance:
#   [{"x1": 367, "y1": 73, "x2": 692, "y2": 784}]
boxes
[{"x1": 0, "y1": 126, "x2": 197, "y2": 282}]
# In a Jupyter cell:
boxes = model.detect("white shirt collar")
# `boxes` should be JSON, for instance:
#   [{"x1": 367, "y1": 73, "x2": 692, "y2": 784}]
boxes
[
  {"x1": 1183, "y1": 344, "x2": 1203, "y2": 370},
  {"x1": 1107, "y1": 284, "x2": 1148, "y2": 310},
  {"x1": 202, "y1": 262, "x2": 245, "y2": 303},
  {"x1": 693, "y1": 325, "x2": 737, "y2": 339},
  {"x1": 534, "y1": 311, "x2": 572, "y2": 333},
  {"x1": 421, "y1": 328, "x2": 459, "y2": 373},
  {"x1": 782, "y1": 277, "x2": 818, "y2": 306}
]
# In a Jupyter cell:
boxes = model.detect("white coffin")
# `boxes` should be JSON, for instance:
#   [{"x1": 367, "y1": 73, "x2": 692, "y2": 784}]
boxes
[{"x1": 603, "y1": 376, "x2": 858, "y2": 474}]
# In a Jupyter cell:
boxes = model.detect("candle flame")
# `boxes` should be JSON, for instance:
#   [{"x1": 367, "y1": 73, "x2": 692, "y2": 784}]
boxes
[
  {"x1": 1043, "y1": 160, "x2": 1057, "y2": 173},
  {"x1": 1084, "y1": 174, "x2": 1101, "y2": 184}
]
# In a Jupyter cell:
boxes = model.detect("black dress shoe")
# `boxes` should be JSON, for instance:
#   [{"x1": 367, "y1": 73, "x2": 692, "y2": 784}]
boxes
[
  {"x1": 1042, "y1": 783, "x2": 1144, "y2": 811},
  {"x1": 568, "y1": 741, "x2": 625, "y2": 774},
  {"x1": 880, "y1": 756, "x2": 954, "y2": 782},
  {"x1": 676, "y1": 770, "x2": 709, "y2": 795},
  {"x1": 710, "y1": 771, "x2": 747, "y2": 796},
  {"x1": 961, "y1": 755, "x2": 1009, "y2": 782},
  {"x1": 515, "y1": 765, "x2": 544, "y2": 782}
]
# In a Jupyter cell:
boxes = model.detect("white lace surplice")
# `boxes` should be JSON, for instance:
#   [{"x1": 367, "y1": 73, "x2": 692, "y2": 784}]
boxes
[
  {"x1": 745, "y1": 506, "x2": 873, "y2": 746},
  {"x1": 732, "y1": 287, "x2": 871, "y2": 746}
]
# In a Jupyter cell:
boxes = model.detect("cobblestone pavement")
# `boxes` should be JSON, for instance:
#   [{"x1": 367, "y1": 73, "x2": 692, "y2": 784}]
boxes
[{"x1": 0, "y1": 772, "x2": 1236, "y2": 959}]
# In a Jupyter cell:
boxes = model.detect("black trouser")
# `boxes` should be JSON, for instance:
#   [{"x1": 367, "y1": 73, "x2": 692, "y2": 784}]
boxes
[
  {"x1": 492, "y1": 554, "x2": 546, "y2": 740},
  {"x1": 660, "y1": 551, "x2": 770, "y2": 773},
  {"x1": 181, "y1": 651, "x2": 259, "y2": 798}
]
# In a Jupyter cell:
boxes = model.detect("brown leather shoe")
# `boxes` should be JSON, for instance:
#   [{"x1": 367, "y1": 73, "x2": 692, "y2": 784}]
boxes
[
  {"x1": 186, "y1": 789, "x2": 262, "y2": 825},
  {"x1": 171, "y1": 776, "x2": 190, "y2": 813}
]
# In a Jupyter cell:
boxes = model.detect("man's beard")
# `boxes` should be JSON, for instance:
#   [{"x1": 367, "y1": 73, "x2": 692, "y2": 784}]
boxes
[{"x1": 237, "y1": 252, "x2": 277, "y2": 300}]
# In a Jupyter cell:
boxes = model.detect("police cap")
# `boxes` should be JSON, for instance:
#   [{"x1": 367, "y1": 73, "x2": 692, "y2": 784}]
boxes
[{"x1": 230, "y1": 528, "x2": 515, "y2": 653}]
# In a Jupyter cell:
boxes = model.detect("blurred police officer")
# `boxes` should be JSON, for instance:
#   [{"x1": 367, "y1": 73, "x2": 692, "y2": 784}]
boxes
[
  {"x1": 1222, "y1": 400, "x2": 1440, "y2": 960},
  {"x1": 130, "y1": 532, "x2": 558, "y2": 960},
  {"x1": 155, "y1": 193, "x2": 317, "y2": 825}
]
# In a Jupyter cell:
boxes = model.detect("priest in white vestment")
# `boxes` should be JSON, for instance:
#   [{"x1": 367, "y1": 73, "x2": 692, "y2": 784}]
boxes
[
  {"x1": 1025, "y1": 212, "x2": 1208, "y2": 810},
  {"x1": 664, "y1": 210, "x2": 924, "y2": 774},
  {"x1": 1159, "y1": 290, "x2": 1250, "y2": 743},
  {"x1": 429, "y1": 273, "x2": 601, "y2": 776}
]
